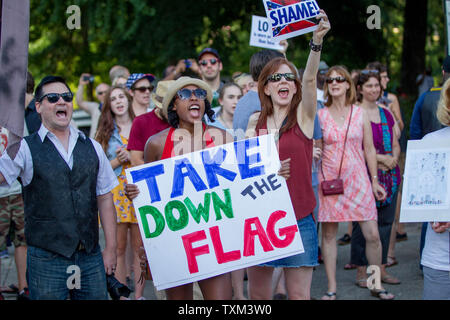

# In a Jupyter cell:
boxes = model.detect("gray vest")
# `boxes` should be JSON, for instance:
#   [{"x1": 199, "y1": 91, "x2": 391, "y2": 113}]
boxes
[
  {"x1": 23, "y1": 133, "x2": 99, "y2": 258},
  {"x1": 421, "y1": 88, "x2": 445, "y2": 137}
]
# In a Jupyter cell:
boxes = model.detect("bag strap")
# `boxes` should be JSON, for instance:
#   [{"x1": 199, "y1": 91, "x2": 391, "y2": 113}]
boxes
[{"x1": 321, "y1": 105, "x2": 353, "y2": 180}]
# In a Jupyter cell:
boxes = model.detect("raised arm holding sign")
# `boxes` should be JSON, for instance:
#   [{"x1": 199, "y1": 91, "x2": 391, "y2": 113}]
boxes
[{"x1": 246, "y1": 10, "x2": 330, "y2": 300}]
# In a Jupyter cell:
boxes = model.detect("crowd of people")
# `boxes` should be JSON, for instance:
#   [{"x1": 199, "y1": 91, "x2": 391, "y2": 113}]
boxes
[{"x1": 0, "y1": 9, "x2": 449, "y2": 301}]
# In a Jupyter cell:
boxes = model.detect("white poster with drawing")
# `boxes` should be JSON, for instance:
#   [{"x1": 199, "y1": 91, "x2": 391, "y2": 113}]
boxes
[{"x1": 400, "y1": 139, "x2": 450, "y2": 222}]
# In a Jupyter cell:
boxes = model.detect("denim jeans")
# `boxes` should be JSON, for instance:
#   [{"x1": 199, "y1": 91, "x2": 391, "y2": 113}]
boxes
[{"x1": 26, "y1": 244, "x2": 108, "y2": 300}]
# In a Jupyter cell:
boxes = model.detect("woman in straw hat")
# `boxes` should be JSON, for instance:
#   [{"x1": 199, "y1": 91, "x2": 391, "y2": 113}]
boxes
[{"x1": 126, "y1": 77, "x2": 235, "y2": 299}]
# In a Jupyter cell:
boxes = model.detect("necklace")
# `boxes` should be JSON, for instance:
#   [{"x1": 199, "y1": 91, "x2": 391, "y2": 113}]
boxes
[{"x1": 271, "y1": 111, "x2": 288, "y2": 142}]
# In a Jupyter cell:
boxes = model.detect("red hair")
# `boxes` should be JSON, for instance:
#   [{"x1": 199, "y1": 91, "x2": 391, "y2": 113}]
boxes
[{"x1": 256, "y1": 57, "x2": 302, "y2": 136}]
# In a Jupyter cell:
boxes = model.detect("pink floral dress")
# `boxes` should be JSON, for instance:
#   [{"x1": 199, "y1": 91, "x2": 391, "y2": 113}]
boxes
[{"x1": 318, "y1": 106, "x2": 377, "y2": 222}]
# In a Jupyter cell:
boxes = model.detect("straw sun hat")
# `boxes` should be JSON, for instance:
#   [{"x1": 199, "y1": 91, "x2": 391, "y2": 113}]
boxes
[{"x1": 161, "y1": 77, "x2": 213, "y2": 119}]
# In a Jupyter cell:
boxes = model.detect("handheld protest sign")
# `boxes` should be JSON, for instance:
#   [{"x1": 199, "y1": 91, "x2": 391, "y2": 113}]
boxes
[
  {"x1": 262, "y1": 0, "x2": 321, "y2": 41},
  {"x1": 400, "y1": 139, "x2": 450, "y2": 223},
  {"x1": 0, "y1": 0, "x2": 29, "y2": 159},
  {"x1": 126, "y1": 135, "x2": 304, "y2": 291},
  {"x1": 250, "y1": 15, "x2": 284, "y2": 50}
]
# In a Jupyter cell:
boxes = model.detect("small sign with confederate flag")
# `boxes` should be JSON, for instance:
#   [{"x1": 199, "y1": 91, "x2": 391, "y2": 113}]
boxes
[{"x1": 262, "y1": 0, "x2": 321, "y2": 41}]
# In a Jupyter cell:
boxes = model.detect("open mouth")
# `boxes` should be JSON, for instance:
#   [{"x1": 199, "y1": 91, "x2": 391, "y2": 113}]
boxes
[
  {"x1": 188, "y1": 104, "x2": 201, "y2": 118},
  {"x1": 56, "y1": 109, "x2": 67, "y2": 119},
  {"x1": 278, "y1": 88, "x2": 289, "y2": 98}
]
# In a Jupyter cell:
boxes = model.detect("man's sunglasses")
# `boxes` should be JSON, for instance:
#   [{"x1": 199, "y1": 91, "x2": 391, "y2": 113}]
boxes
[
  {"x1": 38, "y1": 92, "x2": 73, "y2": 103},
  {"x1": 266, "y1": 73, "x2": 296, "y2": 83},
  {"x1": 199, "y1": 58, "x2": 218, "y2": 66},
  {"x1": 177, "y1": 88, "x2": 207, "y2": 100},
  {"x1": 132, "y1": 86, "x2": 153, "y2": 93},
  {"x1": 326, "y1": 76, "x2": 347, "y2": 84}
]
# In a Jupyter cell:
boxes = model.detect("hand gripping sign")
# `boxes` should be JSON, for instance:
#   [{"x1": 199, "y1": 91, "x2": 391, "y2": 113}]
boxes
[
  {"x1": 126, "y1": 135, "x2": 304, "y2": 290},
  {"x1": 262, "y1": 0, "x2": 321, "y2": 41}
]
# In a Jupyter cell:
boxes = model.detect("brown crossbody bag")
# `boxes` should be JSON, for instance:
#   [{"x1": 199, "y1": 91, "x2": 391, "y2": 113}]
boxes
[{"x1": 320, "y1": 105, "x2": 353, "y2": 196}]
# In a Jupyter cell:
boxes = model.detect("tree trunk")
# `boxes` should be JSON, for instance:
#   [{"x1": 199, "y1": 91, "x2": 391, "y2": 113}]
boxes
[{"x1": 400, "y1": 0, "x2": 428, "y2": 97}]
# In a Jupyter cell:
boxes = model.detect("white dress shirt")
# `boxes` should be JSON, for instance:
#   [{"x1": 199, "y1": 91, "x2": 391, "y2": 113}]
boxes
[{"x1": 0, "y1": 124, "x2": 118, "y2": 196}]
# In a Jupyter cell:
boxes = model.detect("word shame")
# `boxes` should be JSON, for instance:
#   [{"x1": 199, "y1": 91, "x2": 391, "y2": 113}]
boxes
[{"x1": 268, "y1": 0, "x2": 320, "y2": 28}]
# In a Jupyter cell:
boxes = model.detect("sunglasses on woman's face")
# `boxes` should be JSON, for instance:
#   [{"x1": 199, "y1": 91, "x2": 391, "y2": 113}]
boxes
[
  {"x1": 177, "y1": 88, "x2": 207, "y2": 100},
  {"x1": 39, "y1": 92, "x2": 73, "y2": 103},
  {"x1": 326, "y1": 76, "x2": 347, "y2": 84},
  {"x1": 199, "y1": 58, "x2": 218, "y2": 66},
  {"x1": 266, "y1": 73, "x2": 296, "y2": 83}
]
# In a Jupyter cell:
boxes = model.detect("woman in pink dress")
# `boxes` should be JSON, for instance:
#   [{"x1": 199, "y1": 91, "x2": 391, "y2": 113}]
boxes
[{"x1": 317, "y1": 66, "x2": 391, "y2": 300}]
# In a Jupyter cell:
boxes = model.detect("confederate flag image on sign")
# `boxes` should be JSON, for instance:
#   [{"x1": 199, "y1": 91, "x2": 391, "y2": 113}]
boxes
[{"x1": 262, "y1": 0, "x2": 321, "y2": 41}]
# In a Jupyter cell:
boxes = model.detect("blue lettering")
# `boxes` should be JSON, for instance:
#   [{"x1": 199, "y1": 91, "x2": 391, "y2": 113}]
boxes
[
  {"x1": 171, "y1": 158, "x2": 207, "y2": 198},
  {"x1": 130, "y1": 164, "x2": 165, "y2": 203},
  {"x1": 269, "y1": 10, "x2": 279, "y2": 26},
  {"x1": 311, "y1": 0, "x2": 319, "y2": 12},
  {"x1": 277, "y1": 7, "x2": 288, "y2": 25},
  {"x1": 201, "y1": 148, "x2": 237, "y2": 189},
  {"x1": 234, "y1": 137, "x2": 265, "y2": 180},
  {"x1": 288, "y1": 5, "x2": 299, "y2": 22},
  {"x1": 306, "y1": 1, "x2": 317, "y2": 16},
  {"x1": 295, "y1": 2, "x2": 310, "y2": 20}
]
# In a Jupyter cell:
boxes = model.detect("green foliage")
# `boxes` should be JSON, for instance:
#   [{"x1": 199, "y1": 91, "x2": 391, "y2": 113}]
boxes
[{"x1": 27, "y1": 0, "x2": 446, "y2": 108}]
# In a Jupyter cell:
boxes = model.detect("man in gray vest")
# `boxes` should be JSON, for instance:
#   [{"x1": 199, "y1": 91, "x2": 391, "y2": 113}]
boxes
[{"x1": 0, "y1": 76, "x2": 118, "y2": 300}]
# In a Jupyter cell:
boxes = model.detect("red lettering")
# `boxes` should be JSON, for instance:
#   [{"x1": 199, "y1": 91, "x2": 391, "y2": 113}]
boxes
[
  {"x1": 243, "y1": 217, "x2": 274, "y2": 257},
  {"x1": 209, "y1": 226, "x2": 241, "y2": 264},
  {"x1": 182, "y1": 230, "x2": 210, "y2": 274},
  {"x1": 266, "y1": 210, "x2": 298, "y2": 248}
]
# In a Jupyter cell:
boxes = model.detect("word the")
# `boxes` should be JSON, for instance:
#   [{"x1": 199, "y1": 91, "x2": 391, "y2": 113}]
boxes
[
  {"x1": 66, "y1": 5, "x2": 81, "y2": 30},
  {"x1": 241, "y1": 173, "x2": 282, "y2": 200},
  {"x1": 182, "y1": 210, "x2": 298, "y2": 273},
  {"x1": 268, "y1": 0, "x2": 320, "y2": 28}
]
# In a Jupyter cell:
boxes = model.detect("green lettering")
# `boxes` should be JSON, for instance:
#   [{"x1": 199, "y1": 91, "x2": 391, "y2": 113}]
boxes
[
  {"x1": 184, "y1": 193, "x2": 211, "y2": 224},
  {"x1": 139, "y1": 206, "x2": 165, "y2": 238},
  {"x1": 165, "y1": 200, "x2": 189, "y2": 231},
  {"x1": 212, "y1": 189, "x2": 234, "y2": 221}
]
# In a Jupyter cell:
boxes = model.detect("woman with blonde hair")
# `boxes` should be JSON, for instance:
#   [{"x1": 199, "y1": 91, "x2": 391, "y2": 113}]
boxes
[
  {"x1": 420, "y1": 77, "x2": 450, "y2": 299},
  {"x1": 318, "y1": 66, "x2": 390, "y2": 300}
]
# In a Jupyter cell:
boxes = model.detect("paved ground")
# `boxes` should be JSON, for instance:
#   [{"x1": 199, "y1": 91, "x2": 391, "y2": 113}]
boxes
[{"x1": 0, "y1": 221, "x2": 423, "y2": 300}]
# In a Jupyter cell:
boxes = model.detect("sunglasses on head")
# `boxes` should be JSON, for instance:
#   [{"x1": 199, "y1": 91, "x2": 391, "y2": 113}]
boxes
[
  {"x1": 177, "y1": 88, "x2": 207, "y2": 100},
  {"x1": 361, "y1": 69, "x2": 379, "y2": 75},
  {"x1": 39, "y1": 92, "x2": 73, "y2": 103},
  {"x1": 133, "y1": 86, "x2": 153, "y2": 93},
  {"x1": 199, "y1": 58, "x2": 218, "y2": 66},
  {"x1": 326, "y1": 76, "x2": 347, "y2": 84},
  {"x1": 266, "y1": 73, "x2": 296, "y2": 83}
]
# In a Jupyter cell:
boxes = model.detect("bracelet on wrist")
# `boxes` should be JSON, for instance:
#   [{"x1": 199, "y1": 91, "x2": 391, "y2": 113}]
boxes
[{"x1": 309, "y1": 39, "x2": 322, "y2": 52}]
